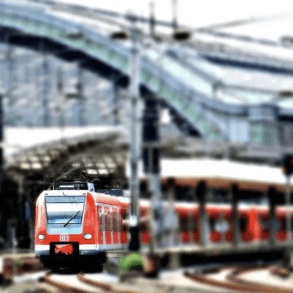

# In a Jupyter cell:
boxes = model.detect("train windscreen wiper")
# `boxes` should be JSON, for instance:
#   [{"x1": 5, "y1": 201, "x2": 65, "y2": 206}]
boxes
[{"x1": 63, "y1": 210, "x2": 81, "y2": 227}]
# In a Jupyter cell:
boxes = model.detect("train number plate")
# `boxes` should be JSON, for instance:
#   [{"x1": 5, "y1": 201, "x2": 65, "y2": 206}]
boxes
[{"x1": 60, "y1": 235, "x2": 69, "y2": 242}]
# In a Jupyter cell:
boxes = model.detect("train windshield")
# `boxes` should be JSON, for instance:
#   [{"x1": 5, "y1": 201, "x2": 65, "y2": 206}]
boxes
[{"x1": 45, "y1": 196, "x2": 86, "y2": 224}]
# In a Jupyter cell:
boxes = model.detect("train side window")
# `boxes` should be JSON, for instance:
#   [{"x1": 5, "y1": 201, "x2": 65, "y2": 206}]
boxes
[
  {"x1": 97, "y1": 206, "x2": 104, "y2": 232},
  {"x1": 109, "y1": 209, "x2": 112, "y2": 232},
  {"x1": 122, "y1": 209, "x2": 127, "y2": 232},
  {"x1": 281, "y1": 218, "x2": 286, "y2": 231},
  {"x1": 187, "y1": 212, "x2": 195, "y2": 232},
  {"x1": 117, "y1": 210, "x2": 121, "y2": 232},
  {"x1": 113, "y1": 209, "x2": 117, "y2": 232},
  {"x1": 260, "y1": 217, "x2": 270, "y2": 233},
  {"x1": 240, "y1": 216, "x2": 248, "y2": 232},
  {"x1": 282, "y1": 218, "x2": 293, "y2": 231},
  {"x1": 209, "y1": 218, "x2": 216, "y2": 232},
  {"x1": 106, "y1": 210, "x2": 110, "y2": 231},
  {"x1": 193, "y1": 217, "x2": 198, "y2": 232},
  {"x1": 179, "y1": 217, "x2": 188, "y2": 231},
  {"x1": 273, "y1": 218, "x2": 280, "y2": 231}
]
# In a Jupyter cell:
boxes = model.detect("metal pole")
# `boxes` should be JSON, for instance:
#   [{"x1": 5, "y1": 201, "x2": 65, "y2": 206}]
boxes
[
  {"x1": 113, "y1": 81, "x2": 119, "y2": 125},
  {"x1": 5, "y1": 33, "x2": 13, "y2": 114},
  {"x1": 42, "y1": 53, "x2": 49, "y2": 126},
  {"x1": 57, "y1": 66, "x2": 65, "y2": 141},
  {"x1": 77, "y1": 64, "x2": 85, "y2": 126},
  {"x1": 172, "y1": 0, "x2": 178, "y2": 31},
  {"x1": 286, "y1": 175, "x2": 292, "y2": 242},
  {"x1": 128, "y1": 16, "x2": 141, "y2": 251}
]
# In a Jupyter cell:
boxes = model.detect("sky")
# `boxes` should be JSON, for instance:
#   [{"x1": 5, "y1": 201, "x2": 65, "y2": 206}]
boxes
[{"x1": 57, "y1": 0, "x2": 293, "y2": 36}]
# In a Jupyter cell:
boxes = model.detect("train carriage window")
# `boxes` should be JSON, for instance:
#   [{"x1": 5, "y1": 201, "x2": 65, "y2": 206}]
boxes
[
  {"x1": 121, "y1": 209, "x2": 127, "y2": 232},
  {"x1": 240, "y1": 216, "x2": 248, "y2": 232},
  {"x1": 193, "y1": 217, "x2": 199, "y2": 233},
  {"x1": 116, "y1": 211, "x2": 121, "y2": 232},
  {"x1": 273, "y1": 218, "x2": 280, "y2": 231},
  {"x1": 281, "y1": 218, "x2": 293, "y2": 231},
  {"x1": 209, "y1": 218, "x2": 216, "y2": 232},
  {"x1": 97, "y1": 206, "x2": 104, "y2": 232},
  {"x1": 110, "y1": 209, "x2": 113, "y2": 231},
  {"x1": 106, "y1": 210, "x2": 110, "y2": 231},
  {"x1": 187, "y1": 211, "x2": 195, "y2": 232},
  {"x1": 113, "y1": 209, "x2": 117, "y2": 232},
  {"x1": 260, "y1": 217, "x2": 270, "y2": 233},
  {"x1": 179, "y1": 217, "x2": 188, "y2": 231}
]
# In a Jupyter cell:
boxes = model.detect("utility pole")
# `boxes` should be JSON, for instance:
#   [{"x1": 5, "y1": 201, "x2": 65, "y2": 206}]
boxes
[
  {"x1": 77, "y1": 64, "x2": 85, "y2": 126},
  {"x1": 286, "y1": 174, "x2": 292, "y2": 242},
  {"x1": 128, "y1": 14, "x2": 142, "y2": 251},
  {"x1": 172, "y1": 0, "x2": 178, "y2": 32},
  {"x1": 42, "y1": 53, "x2": 50, "y2": 126},
  {"x1": 282, "y1": 154, "x2": 293, "y2": 269},
  {"x1": 5, "y1": 32, "x2": 14, "y2": 117},
  {"x1": 283, "y1": 155, "x2": 293, "y2": 242}
]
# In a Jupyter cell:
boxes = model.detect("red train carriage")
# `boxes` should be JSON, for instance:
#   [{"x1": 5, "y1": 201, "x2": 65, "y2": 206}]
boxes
[
  {"x1": 35, "y1": 184, "x2": 128, "y2": 269},
  {"x1": 35, "y1": 181, "x2": 293, "y2": 269}
]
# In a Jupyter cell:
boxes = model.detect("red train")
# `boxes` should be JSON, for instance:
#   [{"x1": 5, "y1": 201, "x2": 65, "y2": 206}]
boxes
[{"x1": 35, "y1": 181, "x2": 293, "y2": 269}]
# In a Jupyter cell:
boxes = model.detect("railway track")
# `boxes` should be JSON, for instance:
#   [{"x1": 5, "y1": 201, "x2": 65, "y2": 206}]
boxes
[
  {"x1": 44, "y1": 269, "x2": 159, "y2": 293},
  {"x1": 2, "y1": 252, "x2": 293, "y2": 293},
  {"x1": 186, "y1": 265, "x2": 293, "y2": 293}
]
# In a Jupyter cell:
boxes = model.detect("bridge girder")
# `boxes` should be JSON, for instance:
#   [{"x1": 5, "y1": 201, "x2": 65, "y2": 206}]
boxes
[{"x1": 0, "y1": 2, "x2": 223, "y2": 139}]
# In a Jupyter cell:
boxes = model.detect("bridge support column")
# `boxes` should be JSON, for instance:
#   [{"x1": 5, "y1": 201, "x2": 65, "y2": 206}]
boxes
[
  {"x1": 0, "y1": 94, "x2": 3, "y2": 248},
  {"x1": 197, "y1": 181, "x2": 208, "y2": 246},
  {"x1": 128, "y1": 19, "x2": 142, "y2": 252},
  {"x1": 231, "y1": 184, "x2": 240, "y2": 246},
  {"x1": 166, "y1": 178, "x2": 180, "y2": 269},
  {"x1": 77, "y1": 64, "x2": 85, "y2": 126},
  {"x1": 5, "y1": 32, "x2": 14, "y2": 116},
  {"x1": 268, "y1": 187, "x2": 277, "y2": 246},
  {"x1": 41, "y1": 53, "x2": 50, "y2": 126},
  {"x1": 142, "y1": 97, "x2": 163, "y2": 250}
]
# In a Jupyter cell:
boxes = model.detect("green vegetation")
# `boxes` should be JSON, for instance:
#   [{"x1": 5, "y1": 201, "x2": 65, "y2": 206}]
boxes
[{"x1": 119, "y1": 253, "x2": 144, "y2": 272}]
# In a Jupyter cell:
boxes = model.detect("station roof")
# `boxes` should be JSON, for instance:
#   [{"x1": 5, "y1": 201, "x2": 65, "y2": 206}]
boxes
[{"x1": 131, "y1": 158, "x2": 291, "y2": 192}]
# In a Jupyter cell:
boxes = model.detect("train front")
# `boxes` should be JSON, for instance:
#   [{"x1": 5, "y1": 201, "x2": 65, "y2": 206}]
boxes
[{"x1": 35, "y1": 190, "x2": 96, "y2": 268}]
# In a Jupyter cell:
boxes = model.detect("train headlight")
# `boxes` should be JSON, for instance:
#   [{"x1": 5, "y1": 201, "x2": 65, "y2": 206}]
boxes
[
  {"x1": 38, "y1": 234, "x2": 46, "y2": 240},
  {"x1": 83, "y1": 233, "x2": 92, "y2": 240}
]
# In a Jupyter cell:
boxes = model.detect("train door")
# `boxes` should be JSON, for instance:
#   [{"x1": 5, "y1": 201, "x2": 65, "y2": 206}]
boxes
[{"x1": 97, "y1": 205, "x2": 104, "y2": 245}]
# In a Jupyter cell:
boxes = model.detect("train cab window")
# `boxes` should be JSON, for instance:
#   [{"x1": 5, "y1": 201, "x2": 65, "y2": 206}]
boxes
[{"x1": 45, "y1": 196, "x2": 85, "y2": 224}]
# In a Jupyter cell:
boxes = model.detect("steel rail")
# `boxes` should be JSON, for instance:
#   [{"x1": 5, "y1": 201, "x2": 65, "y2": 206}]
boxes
[
  {"x1": 227, "y1": 266, "x2": 293, "y2": 293},
  {"x1": 186, "y1": 266, "x2": 293, "y2": 293},
  {"x1": 44, "y1": 271, "x2": 101, "y2": 293}
]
